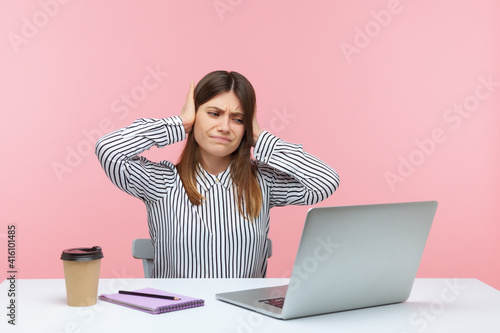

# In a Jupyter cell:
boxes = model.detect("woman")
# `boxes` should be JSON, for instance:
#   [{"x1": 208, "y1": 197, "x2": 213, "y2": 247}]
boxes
[{"x1": 96, "y1": 70, "x2": 339, "y2": 278}]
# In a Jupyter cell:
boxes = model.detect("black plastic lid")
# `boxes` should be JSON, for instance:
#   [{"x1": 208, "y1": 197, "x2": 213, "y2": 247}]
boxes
[{"x1": 61, "y1": 246, "x2": 104, "y2": 261}]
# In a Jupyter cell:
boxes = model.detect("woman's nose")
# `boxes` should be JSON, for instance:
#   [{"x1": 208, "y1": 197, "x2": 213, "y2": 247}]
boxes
[{"x1": 217, "y1": 115, "x2": 231, "y2": 132}]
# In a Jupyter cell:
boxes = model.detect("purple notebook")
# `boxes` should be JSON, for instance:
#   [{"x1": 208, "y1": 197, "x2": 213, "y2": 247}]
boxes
[{"x1": 98, "y1": 288, "x2": 204, "y2": 314}]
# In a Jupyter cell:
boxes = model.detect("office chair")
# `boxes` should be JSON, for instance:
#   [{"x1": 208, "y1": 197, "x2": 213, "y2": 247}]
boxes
[{"x1": 132, "y1": 238, "x2": 273, "y2": 278}]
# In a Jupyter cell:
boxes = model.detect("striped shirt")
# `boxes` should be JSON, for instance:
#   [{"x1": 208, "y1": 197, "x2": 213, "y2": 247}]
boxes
[{"x1": 95, "y1": 116, "x2": 339, "y2": 278}]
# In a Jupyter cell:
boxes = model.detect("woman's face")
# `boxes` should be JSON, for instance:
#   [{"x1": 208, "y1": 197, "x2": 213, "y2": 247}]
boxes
[{"x1": 193, "y1": 91, "x2": 246, "y2": 168}]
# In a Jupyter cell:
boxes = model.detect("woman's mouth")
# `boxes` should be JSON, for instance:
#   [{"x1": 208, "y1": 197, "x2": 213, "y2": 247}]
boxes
[{"x1": 210, "y1": 136, "x2": 231, "y2": 143}]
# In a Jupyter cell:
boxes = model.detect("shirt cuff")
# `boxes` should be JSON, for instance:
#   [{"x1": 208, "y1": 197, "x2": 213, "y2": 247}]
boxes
[
  {"x1": 162, "y1": 115, "x2": 186, "y2": 143},
  {"x1": 253, "y1": 131, "x2": 280, "y2": 163}
]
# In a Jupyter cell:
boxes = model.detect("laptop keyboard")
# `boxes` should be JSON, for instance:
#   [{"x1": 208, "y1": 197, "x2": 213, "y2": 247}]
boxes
[{"x1": 259, "y1": 297, "x2": 285, "y2": 309}]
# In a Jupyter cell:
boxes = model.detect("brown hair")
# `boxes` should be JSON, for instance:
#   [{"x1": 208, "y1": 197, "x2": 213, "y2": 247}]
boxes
[{"x1": 176, "y1": 71, "x2": 262, "y2": 220}]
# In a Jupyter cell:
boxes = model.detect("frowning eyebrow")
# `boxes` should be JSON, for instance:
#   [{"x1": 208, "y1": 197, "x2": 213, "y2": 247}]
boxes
[{"x1": 206, "y1": 106, "x2": 244, "y2": 116}]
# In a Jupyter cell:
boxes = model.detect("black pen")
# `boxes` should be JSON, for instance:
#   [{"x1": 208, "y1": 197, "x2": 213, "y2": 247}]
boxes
[{"x1": 118, "y1": 290, "x2": 181, "y2": 300}]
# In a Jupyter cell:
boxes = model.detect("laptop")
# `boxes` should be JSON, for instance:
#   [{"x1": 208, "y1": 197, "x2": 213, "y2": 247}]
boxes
[{"x1": 216, "y1": 201, "x2": 438, "y2": 319}]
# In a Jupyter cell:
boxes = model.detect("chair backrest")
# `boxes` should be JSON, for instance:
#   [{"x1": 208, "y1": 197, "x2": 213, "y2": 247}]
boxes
[
  {"x1": 132, "y1": 239, "x2": 155, "y2": 278},
  {"x1": 132, "y1": 238, "x2": 273, "y2": 278}
]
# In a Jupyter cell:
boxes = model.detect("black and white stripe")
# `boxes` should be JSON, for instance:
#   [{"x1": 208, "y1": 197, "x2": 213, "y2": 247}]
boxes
[{"x1": 95, "y1": 116, "x2": 339, "y2": 278}]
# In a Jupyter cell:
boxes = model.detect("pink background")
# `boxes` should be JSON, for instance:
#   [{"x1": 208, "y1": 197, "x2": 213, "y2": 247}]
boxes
[{"x1": 1, "y1": 0, "x2": 499, "y2": 289}]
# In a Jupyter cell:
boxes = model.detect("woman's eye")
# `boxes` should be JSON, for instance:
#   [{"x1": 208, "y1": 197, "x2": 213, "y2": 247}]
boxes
[
  {"x1": 208, "y1": 112, "x2": 219, "y2": 117},
  {"x1": 233, "y1": 118, "x2": 244, "y2": 124}
]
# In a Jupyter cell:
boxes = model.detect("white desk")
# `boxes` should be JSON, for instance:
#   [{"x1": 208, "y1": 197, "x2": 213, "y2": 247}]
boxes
[{"x1": 1, "y1": 278, "x2": 499, "y2": 332}]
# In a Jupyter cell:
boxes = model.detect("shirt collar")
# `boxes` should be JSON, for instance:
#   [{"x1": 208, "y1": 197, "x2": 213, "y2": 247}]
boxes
[{"x1": 197, "y1": 164, "x2": 233, "y2": 192}]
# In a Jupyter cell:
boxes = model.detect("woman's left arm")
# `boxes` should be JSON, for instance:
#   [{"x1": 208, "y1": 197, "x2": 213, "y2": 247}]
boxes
[{"x1": 253, "y1": 129, "x2": 340, "y2": 208}]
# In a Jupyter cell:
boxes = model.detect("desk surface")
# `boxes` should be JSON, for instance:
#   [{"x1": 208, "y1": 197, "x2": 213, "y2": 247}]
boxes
[{"x1": 1, "y1": 278, "x2": 499, "y2": 333}]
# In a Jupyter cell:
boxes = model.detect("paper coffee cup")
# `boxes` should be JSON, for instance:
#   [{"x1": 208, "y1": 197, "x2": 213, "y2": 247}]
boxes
[{"x1": 61, "y1": 246, "x2": 104, "y2": 307}]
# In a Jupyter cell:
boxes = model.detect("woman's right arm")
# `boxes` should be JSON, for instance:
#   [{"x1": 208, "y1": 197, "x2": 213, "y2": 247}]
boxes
[
  {"x1": 95, "y1": 82, "x2": 195, "y2": 202},
  {"x1": 95, "y1": 116, "x2": 186, "y2": 202}
]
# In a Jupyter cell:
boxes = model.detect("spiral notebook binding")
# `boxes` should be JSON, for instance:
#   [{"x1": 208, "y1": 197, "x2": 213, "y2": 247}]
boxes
[{"x1": 158, "y1": 299, "x2": 204, "y2": 313}]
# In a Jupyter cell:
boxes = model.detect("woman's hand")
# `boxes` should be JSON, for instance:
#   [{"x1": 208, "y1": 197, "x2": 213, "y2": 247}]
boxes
[
  {"x1": 252, "y1": 106, "x2": 263, "y2": 147},
  {"x1": 180, "y1": 81, "x2": 196, "y2": 134}
]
